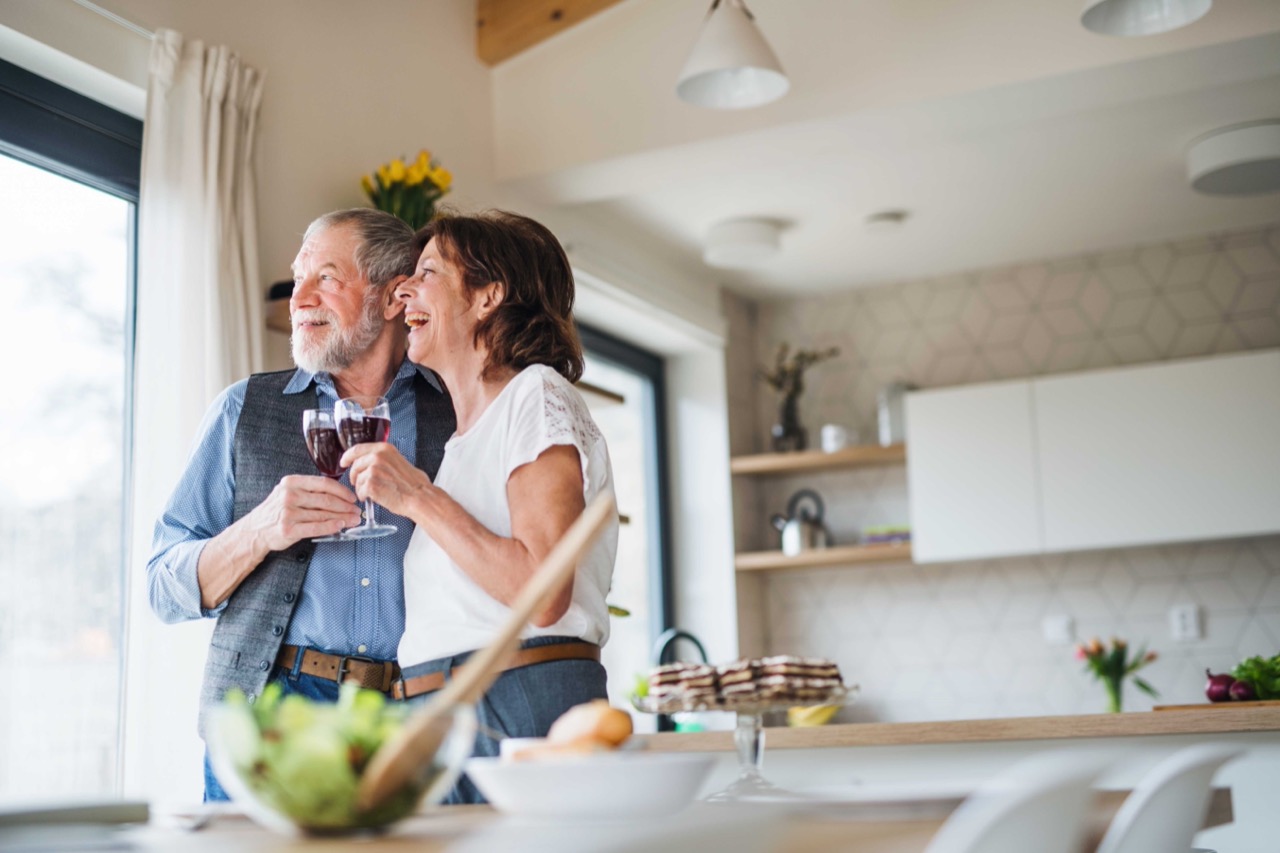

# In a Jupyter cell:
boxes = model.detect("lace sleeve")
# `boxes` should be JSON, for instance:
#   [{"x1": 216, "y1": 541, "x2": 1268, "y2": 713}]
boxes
[{"x1": 505, "y1": 367, "x2": 604, "y2": 485}]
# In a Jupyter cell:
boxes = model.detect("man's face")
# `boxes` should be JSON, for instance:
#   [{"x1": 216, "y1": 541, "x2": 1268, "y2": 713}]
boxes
[{"x1": 289, "y1": 224, "x2": 384, "y2": 374}]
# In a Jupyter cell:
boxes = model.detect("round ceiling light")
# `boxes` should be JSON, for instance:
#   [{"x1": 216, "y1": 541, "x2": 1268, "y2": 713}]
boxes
[
  {"x1": 1081, "y1": 0, "x2": 1212, "y2": 37},
  {"x1": 1187, "y1": 121, "x2": 1280, "y2": 196},
  {"x1": 703, "y1": 218, "x2": 780, "y2": 268}
]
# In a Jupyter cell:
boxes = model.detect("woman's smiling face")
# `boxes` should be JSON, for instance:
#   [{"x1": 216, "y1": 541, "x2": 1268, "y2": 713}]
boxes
[{"x1": 398, "y1": 237, "x2": 481, "y2": 371}]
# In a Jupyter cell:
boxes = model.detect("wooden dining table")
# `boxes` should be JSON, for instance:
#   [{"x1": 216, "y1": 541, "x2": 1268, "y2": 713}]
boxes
[{"x1": 115, "y1": 786, "x2": 1231, "y2": 853}]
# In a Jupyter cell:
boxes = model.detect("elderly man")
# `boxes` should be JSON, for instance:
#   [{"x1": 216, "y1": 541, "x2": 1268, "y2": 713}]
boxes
[{"x1": 147, "y1": 208, "x2": 455, "y2": 801}]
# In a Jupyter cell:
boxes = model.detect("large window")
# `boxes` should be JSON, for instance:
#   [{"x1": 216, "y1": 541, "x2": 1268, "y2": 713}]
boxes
[
  {"x1": 0, "y1": 58, "x2": 141, "y2": 798},
  {"x1": 577, "y1": 326, "x2": 673, "y2": 733}
]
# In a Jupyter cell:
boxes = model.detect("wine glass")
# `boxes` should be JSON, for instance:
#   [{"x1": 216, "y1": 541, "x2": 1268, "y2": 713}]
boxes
[
  {"x1": 302, "y1": 408, "x2": 352, "y2": 543},
  {"x1": 332, "y1": 395, "x2": 398, "y2": 540}
]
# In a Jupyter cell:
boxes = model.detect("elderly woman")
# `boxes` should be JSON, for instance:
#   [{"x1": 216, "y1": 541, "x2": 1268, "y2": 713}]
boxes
[{"x1": 341, "y1": 210, "x2": 617, "y2": 804}]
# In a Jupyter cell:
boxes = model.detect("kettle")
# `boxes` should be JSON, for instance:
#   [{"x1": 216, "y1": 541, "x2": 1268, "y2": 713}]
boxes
[{"x1": 771, "y1": 489, "x2": 831, "y2": 556}]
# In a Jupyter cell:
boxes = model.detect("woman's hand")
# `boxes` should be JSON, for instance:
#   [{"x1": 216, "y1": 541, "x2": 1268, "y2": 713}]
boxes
[{"x1": 341, "y1": 442, "x2": 434, "y2": 518}]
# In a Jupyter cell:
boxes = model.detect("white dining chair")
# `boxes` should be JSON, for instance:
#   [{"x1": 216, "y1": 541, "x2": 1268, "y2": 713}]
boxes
[
  {"x1": 922, "y1": 750, "x2": 1108, "y2": 853},
  {"x1": 1094, "y1": 743, "x2": 1242, "y2": 853}
]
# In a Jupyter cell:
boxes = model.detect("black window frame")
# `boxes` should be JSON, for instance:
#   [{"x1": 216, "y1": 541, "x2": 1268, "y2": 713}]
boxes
[
  {"x1": 0, "y1": 57, "x2": 143, "y2": 200},
  {"x1": 577, "y1": 323, "x2": 676, "y2": 652}
]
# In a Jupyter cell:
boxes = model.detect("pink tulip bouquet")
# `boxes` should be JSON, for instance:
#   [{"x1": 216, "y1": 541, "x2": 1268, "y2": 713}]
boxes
[{"x1": 1075, "y1": 637, "x2": 1159, "y2": 713}]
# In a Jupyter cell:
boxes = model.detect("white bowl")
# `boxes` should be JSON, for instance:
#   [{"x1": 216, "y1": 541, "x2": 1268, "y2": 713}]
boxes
[
  {"x1": 466, "y1": 751, "x2": 715, "y2": 820},
  {"x1": 497, "y1": 736, "x2": 548, "y2": 760}
]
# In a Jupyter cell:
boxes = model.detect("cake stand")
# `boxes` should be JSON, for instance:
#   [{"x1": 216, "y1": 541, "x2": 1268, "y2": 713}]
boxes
[{"x1": 634, "y1": 684, "x2": 858, "y2": 801}]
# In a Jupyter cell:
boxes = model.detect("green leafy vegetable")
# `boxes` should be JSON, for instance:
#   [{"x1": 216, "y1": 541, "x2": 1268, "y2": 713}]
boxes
[
  {"x1": 1231, "y1": 654, "x2": 1280, "y2": 700},
  {"x1": 217, "y1": 683, "x2": 428, "y2": 830}
]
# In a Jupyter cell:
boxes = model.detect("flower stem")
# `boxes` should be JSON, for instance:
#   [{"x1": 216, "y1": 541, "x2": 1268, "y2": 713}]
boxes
[{"x1": 1105, "y1": 678, "x2": 1123, "y2": 714}]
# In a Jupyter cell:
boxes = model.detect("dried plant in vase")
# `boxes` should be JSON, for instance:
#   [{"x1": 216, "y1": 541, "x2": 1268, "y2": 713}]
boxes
[{"x1": 758, "y1": 343, "x2": 839, "y2": 452}]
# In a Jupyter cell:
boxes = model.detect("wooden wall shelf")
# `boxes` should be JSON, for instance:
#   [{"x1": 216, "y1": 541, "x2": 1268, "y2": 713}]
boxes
[
  {"x1": 730, "y1": 443, "x2": 906, "y2": 476},
  {"x1": 735, "y1": 542, "x2": 912, "y2": 572}
]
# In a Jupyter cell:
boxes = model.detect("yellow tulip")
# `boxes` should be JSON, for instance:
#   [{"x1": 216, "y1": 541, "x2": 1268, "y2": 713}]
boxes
[
  {"x1": 376, "y1": 163, "x2": 392, "y2": 185},
  {"x1": 406, "y1": 162, "x2": 427, "y2": 186},
  {"x1": 388, "y1": 158, "x2": 407, "y2": 182},
  {"x1": 416, "y1": 149, "x2": 431, "y2": 169},
  {"x1": 431, "y1": 166, "x2": 452, "y2": 192},
  {"x1": 361, "y1": 174, "x2": 375, "y2": 196}
]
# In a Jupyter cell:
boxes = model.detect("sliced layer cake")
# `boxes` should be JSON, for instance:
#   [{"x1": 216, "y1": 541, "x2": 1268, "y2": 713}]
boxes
[
  {"x1": 753, "y1": 655, "x2": 844, "y2": 704},
  {"x1": 647, "y1": 661, "x2": 718, "y2": 710}
]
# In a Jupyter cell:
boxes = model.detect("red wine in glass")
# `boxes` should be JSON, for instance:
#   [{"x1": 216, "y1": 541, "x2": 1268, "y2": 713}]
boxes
[
  {"x1": 306, "y1": 425, "x2": 346, "y2": 478},
  {"x1": 332, "y1": 395, "x2": 398, "y2": 540},
  {"x1": 337, "y1": 415, "x2": 390, "y2": 448},
  {"x1": 302, "y1": 408, "x2": 352, "y2": 542}
]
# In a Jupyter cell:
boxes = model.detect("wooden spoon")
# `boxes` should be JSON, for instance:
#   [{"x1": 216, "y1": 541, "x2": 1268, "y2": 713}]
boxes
[{"x1": 356, "y1": 492, "x2": 617, "y2": 812}]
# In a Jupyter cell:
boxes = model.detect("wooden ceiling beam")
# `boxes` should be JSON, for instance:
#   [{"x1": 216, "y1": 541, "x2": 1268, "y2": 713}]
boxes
[{"x1": 477, "y1": 0, "x2": 626, "y2": 66}]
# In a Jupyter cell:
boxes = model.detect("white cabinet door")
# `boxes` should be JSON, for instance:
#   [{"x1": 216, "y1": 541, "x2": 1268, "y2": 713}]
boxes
[
  {"x1": 1035, "y1": 350, "x2": 1280, "y2": 552},
  {"x1": 906, "y1": 381, "x2": 1042, "y2": 563}
]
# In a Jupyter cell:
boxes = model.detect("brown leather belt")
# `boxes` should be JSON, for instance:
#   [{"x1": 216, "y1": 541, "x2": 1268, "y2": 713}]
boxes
[
  {"x1": 275, "y1": 645, "x2": 402, "y2": 693},
  {"x1": 390, "y1": 641, "x2": 600, "y2": 701}
]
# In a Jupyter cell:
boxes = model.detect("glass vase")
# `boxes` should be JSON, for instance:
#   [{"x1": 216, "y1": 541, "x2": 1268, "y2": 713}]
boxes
[
  {"x1": 770, "y1": 392, "x2": 805, "y2": 452},
  {"x1": 1104, "y1": 679, "x2": 1123, "y2": 713}
]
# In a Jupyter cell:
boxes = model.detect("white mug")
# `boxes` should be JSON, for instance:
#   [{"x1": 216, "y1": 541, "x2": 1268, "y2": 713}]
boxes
[{"x1": 820, "y1": 424, "x2": 850, "y2": 453}]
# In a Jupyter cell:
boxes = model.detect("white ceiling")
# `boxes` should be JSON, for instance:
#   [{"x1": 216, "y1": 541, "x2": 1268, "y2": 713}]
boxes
[{"x1": 492, "y1": 0, "x2": 1280, "y2": 298}]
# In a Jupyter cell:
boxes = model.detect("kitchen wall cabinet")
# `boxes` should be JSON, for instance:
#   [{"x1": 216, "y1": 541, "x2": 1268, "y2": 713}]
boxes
[
  {"x1": 1036, "y1": 350, "x2": 1280, "y2": 552},
  {"x1": 906, "y1": 349, "x2": 1280, "y2": 562},
  {"x1": 905, "y1": 381, "x2": 1042, "y2": 563}
]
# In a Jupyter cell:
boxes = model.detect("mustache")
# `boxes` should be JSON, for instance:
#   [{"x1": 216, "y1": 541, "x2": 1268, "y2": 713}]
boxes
[{"x1": 292, "y1": 309, "x2": 338, "y2": 328}]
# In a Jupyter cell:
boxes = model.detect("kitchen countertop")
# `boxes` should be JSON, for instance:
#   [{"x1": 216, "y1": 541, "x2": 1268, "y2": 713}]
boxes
[
  {"x1": 644, "y1": 704, "x2": 1280, "y2": 751},
  {"x1": 114, "y1": 788, "x2": 1232, "y2": 853}
]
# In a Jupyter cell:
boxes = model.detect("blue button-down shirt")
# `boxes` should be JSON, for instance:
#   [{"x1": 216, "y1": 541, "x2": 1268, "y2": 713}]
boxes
[{"x1": 147, "y1": 358, "x2": 439, "y2": 661}]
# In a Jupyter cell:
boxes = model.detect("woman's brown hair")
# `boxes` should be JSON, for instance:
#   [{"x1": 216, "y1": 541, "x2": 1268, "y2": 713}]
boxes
[{"x1": 414, "y1": 210, "x2": 584, "y2": 382}]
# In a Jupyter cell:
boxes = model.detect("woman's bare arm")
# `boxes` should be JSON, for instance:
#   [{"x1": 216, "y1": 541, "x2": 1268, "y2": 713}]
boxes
[{"x1": 345, "y1": 442, "x2": 585, "y2": 625}]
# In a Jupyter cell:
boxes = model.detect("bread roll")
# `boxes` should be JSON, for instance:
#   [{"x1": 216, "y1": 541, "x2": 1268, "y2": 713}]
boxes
[
  {"x1": 506, "y1": 701, "x2": 633, "y2": 761},
  {"x1": 547, "y1": 700, "x2": 633, "y2": 747}
]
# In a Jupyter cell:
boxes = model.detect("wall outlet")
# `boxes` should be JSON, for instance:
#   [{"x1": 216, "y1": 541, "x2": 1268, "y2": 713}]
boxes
[
  {"x1": 1042, "y1": 613, "x2": 1075, "y2": 645},
  {"x1": 1169, "y1": 603, "x2": 1202, "y2": 642}
]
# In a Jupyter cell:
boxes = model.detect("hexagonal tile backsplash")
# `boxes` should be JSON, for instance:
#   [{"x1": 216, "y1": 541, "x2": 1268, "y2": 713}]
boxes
[{"x1": 725, "y1": 223, "x2": 1280, "y2": 721}]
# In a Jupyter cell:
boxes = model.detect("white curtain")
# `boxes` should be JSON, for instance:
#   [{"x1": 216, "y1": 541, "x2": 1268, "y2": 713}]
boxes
[
  {"x1": 137, "y1": 28, "x2": 265, "y2": 399},
  {"x1": 123, "y1": 29, "x2": 265, "y2": 803}
]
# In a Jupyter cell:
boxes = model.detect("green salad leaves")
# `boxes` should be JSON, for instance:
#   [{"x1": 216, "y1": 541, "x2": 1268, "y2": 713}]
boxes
[
  {"x1": 1231, "y1": 654, "x2": 1280, "y2": 701},
  {"x1": 216, "y1": 682, "x2": 425, "y2": 830}
]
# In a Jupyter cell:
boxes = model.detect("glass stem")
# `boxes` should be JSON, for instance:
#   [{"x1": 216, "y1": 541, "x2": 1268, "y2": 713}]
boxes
[
  {"x1": 362, "y1": 498, "x2": 376, "y2": 529},
  {"x1": 734, "y1": 712, "x2": 765, "y2": 779}
]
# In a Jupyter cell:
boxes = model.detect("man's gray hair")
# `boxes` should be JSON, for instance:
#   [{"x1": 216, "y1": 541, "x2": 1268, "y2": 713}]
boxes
[{"x1": 303, "y1": 208, "x2": 417, "y2": 289}]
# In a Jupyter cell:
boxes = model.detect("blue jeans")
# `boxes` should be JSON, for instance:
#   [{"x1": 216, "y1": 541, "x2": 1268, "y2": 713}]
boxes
[
  {"x1": 402, "y1": 635, "x2": 607, "y2": 805},
  {"x1": 202, "y1": 663, "x2": 342, "y2": 802}
]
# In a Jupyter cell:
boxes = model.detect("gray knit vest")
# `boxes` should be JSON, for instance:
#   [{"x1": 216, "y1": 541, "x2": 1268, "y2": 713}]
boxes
[{"x1": 196, "y1": 368, "x2": 454, "y2": 737}]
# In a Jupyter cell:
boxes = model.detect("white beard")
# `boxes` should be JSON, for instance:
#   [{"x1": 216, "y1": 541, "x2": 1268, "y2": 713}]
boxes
[{"x1": 291, "y1": 299, "x2": 383, "y2": 374}]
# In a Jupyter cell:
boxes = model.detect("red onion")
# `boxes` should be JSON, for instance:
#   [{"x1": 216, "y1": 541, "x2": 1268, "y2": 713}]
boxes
[
  {"x1": 1205, "y1": 669, "x2": 1234, "y2": 703},
  {"x1": 1229, "y1": 680, "x2": 1256, "y2": 701}
]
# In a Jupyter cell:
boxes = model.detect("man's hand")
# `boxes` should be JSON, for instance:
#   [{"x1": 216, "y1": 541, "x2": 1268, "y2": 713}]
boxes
[
  {"x1": 245, "y1": 474, "x2": 363, "y2": 551},
  {"x1": 195, "y1": 475, "x2": 361, "y2": 610}
]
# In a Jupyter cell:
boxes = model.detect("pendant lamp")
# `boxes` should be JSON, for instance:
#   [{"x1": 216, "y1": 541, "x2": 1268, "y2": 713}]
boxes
[
  {"x1": 676, "y1": 0, "x2": 789, "y2": 110},
  {"x1": 1081, "y1": 0, "x2": 1212, "y2": 37}
]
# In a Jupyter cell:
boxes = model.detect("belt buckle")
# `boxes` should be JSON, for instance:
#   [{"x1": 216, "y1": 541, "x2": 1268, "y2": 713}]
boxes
[{"x1": 336, "y1": 654, "x2": 380, "y2": 687}]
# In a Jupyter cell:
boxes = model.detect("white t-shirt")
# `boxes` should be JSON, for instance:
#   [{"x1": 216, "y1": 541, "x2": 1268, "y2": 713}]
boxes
[{"x1": 398, "y1": 364, "x2": 618, "y2": 667}]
